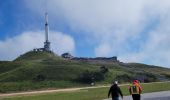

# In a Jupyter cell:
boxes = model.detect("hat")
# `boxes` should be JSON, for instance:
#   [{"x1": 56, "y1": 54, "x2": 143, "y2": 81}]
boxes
[
  {"x1": 114, "y1": 81, "x2": 118, "y2": 84},
  {"x1": 133, "y1": 80, "x2": 139, "y2": 84}
]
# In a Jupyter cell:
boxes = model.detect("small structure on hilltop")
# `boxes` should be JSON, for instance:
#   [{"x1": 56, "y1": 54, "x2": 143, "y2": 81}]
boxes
[
  {"x1": 72, "y1": 56, "x2": 118, "y2": 62},
  {"x1": 61, "y1": 53, "x2": 74, "y2": 59},
  {"x1": 61, "y1": 52, "x2": 118, "y2": 63},
  {"x1": 34, "y1": 12, "x2": 51, "y2": 52}
]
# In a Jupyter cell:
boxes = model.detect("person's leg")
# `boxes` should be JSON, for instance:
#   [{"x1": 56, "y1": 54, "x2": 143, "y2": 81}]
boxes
[
  {"x1": 132, "y1": 94, "x2": 135, "y2": 100},
  {"x1": 112, "y1": 97, "x2": 119, "y2": 100},
  {"x1": 132, "y1": 94, "x2": 139, "y2": 100},
  {"x1": 137, "y1": 94, "x2": 141, "y2": 100},
  {"x1": 133, "y1": 94, "x2": 140, "y2": 100}
]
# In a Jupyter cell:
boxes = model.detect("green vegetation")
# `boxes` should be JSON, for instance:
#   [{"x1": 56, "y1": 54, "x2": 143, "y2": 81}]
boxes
[
  {"x1": 1, "y1": 82, "x2": 170, "y2": 100},
  {"x1": 0, "y1": 81, "x2": 89, "y2": 93},
  {"x1": 0, "y1": 51, "x2": 170, "y2": 93}
]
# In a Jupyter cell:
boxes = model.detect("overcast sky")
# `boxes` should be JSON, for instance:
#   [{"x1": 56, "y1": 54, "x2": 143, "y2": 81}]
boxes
[{"x1": 0, "y1": 0, "x2": 170, "y2": 68}]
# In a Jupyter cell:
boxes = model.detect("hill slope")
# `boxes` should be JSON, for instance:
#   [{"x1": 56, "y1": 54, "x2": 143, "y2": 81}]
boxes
[{"x1": 0, "y1": 51, "x2": 170, "y2": 92}]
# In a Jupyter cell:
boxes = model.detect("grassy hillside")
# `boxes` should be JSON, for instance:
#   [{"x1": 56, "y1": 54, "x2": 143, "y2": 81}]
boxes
[
  {"x1": 0, "y1": 51, "x2": 99, "y2": 82},
  {"x1": 0, "y1": 51, "x2": 170, "y2": 93},
  {"x1": 14, "y1": 51, "x2": 62, "y2": 61}
]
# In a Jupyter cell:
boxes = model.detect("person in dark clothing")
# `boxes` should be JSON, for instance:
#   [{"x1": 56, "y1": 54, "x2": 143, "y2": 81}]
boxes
[{"x1": 108, "y1": 81, "x2": 123, "y2": 100}]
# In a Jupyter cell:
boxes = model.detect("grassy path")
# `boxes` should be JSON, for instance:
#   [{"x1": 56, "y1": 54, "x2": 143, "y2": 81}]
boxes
[
  {"x1": 0, "y1": 85, "x2": 109, "y2": 97},
  {"x1": 0, "y1": 81, "x2": 170, "y2": 100}
]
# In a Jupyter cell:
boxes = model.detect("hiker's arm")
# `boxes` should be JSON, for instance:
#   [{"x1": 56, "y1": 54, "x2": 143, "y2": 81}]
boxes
[
  {"x1": 108, "y1": 87, "x2": 111, "y2": 98},
  {"x1": 139, "y1": 86, "x2": 142, "y2": 93},
  {"x1": 129, "y1": 86, "x2": 132, "y2": 94},
  {"x1": 118, "y1": 87, "x2": 123, "y2": 98}
]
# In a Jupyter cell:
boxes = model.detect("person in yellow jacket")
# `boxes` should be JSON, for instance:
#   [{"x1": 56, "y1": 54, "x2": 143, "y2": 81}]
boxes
[{"x1": 129, "y1": 80, "x2": 142, "y2": 100}]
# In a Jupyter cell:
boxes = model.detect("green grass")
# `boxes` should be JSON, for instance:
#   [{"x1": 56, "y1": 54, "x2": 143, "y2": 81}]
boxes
[
  {"x1": 128, "y1": 63, "x2": 170, "y2": 76},
  {"x1": 0, "y1": 81, "x2": 90, "y2": 93},
  {"x1": 1, "y1": 82, "x2": 170, "y2": 100},
  {"x1": 14, "y1": 51, "x2": 62, "y2": 62},
  {"x1": 0, "y1": 51, "x2": 170, "y2": 93}
]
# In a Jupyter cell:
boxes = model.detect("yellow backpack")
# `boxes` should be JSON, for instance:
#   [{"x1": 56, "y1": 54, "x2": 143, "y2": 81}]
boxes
[{"x1": 130, "y1": 85, "x2": 140, "y2": 94}]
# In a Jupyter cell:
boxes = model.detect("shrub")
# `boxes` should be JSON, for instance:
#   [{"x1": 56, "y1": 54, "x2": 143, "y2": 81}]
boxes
[
  {"x1": 33, "y1": 74, "x2": 46, "y2": 82},
  {"x1": 100, "y1": 65, "x2": 108, "y2": 74},
  {"x1": 115, "y1": 74, "x2": 133, "y2": 83},
  {"x1": 76, "y1": 69, "x2": 107, "y2": 84},
  {"x1": 76, "y1": 70, "x2": 93, "y2": 84}
]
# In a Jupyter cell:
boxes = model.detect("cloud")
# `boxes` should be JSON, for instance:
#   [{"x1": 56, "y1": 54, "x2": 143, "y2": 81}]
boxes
[
  {"x1": 120, "y1": 12, "x2": 170, "y2": 67},
  {"x1": 24, "y1": 0, "x2": 149, "y2": 49},
  {"x1": 24, "y1": 0, "x2": 170, "y2": 67},
  {"x1": 0, "y1": 31, "x2": 75, "y2": 60},
  {"x1": 95, "y1": 43, "x2": 112, "y2": 57}
]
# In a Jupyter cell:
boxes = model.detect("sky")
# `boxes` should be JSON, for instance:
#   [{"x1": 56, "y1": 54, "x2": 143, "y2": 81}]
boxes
[{"x1": 0, "y1": 0, "x2": 170, "y2": 68}]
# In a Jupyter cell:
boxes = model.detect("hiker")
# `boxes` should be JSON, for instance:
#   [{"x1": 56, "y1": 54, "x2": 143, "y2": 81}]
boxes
[
  {"x1": 108, "y1": 81, "x2": 123, "y2": 100},
  {"x1": 129, "y1": 80, "x2": 142, "y2": 100}
]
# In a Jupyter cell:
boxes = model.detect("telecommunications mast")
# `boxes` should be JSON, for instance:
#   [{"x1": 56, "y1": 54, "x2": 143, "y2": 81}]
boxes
[{"x1": 44, "y1": 12, "x2": 51, "y2": 51}]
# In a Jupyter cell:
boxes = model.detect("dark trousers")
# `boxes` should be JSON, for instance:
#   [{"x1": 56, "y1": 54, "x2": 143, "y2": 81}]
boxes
[
  {"x1": 132, "y1": 94, "x2": 140, "y2": 100},
  {"x1": 112, "y1": 97, "x2": 119, "y2": 100}
]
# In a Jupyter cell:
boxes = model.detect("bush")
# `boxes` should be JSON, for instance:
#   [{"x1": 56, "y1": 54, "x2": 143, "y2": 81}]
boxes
[
  {"x1": 100, "y1": 65, "x2": 108, "y2": 74},
  {"x1": 115, "y1": 74, "x2": 133, "y2": 83},
  {"x1": 93, "y1": 71, "x2": 105, "y2": 81},
  {"x1": 75, "y1": 68, "x2": 107, "y2": 84},
  {"x1": 162, "y1": 74, "x2": 170, "y2": 79},
  {"x1": 142, "y1": 73, "x2": 157, "y2": 83},
  {"x1": 33, "y1": 74, "x2": 46, "y2": 82},
  {"x1": 76, "y1": 70, "x2": 93, "y2": 84}
]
